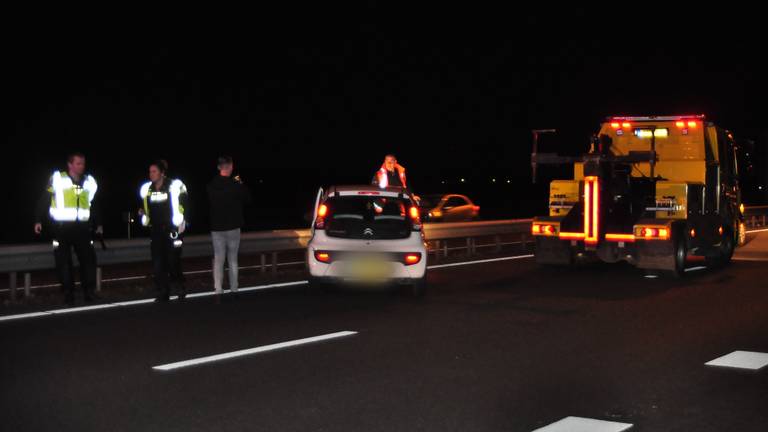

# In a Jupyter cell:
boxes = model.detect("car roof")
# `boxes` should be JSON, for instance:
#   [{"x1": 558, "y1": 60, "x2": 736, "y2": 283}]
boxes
[{"x1": 325, "y1": 185, "x2": 411, "y2": 199}]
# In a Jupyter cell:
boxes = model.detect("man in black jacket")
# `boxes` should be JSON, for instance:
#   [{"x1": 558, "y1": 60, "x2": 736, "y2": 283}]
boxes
[{"x1": 207, "y1": 156, "x2": 252, "y2": 300}]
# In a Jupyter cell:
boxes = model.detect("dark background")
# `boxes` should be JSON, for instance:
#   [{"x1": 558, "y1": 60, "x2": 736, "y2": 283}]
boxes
[{"x1": 3, "y1": 7, "x2": 767, "y2": 244}]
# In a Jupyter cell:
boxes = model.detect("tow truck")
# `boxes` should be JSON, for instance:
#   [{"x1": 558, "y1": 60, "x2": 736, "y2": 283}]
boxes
[{"x1": 531, "y1": 115, "x2": 745, "y2": 276}]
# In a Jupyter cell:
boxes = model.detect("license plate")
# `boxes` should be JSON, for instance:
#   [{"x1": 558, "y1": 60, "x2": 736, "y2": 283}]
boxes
[{"x1": 350, "y1": 260, "x2": 391, "y2": 280}]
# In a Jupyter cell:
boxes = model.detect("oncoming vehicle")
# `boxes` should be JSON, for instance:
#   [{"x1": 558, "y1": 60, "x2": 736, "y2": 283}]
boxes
[
  {"x1": 531, "y1": 115, "x2": 745, "y2": 276},
  {"x1": 420, "y1": 194, "x2": 480, "y2": 222},
  {"x1": 307, "y1": 185, "x2": 428, "y2": 296}
]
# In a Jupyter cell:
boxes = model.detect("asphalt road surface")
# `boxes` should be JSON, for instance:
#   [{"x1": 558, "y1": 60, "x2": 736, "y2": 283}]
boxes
[{"x1": 2, "y1": 233, "x2": 768, "y2": 431}]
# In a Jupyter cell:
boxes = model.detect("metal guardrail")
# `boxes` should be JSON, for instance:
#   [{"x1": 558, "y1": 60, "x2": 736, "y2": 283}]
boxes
[
  {"x1": 2, "y1": 205, "x2": 766, "y2": 300},
  {"x1": 0, "y1": 219, "x2": 533, "y2": 274},
  {"x1": 0, "y1": 219, "x2": 534, "y2": 300}
]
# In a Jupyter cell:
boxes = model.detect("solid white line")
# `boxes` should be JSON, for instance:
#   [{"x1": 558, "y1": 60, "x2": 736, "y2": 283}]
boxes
[
  {"x1": 427, "y1": 254, "x2": 534, "y2": 269},
  {"x1": 152, "y1": 331, "x2": 358, "y2": 371},
  {"x1": 746, "y1": 228, "x2": 768, "y2": 234},
  {"x1": 49, "y1": 304, "x2": 118, "y2": 315},
  {"x1": 113, "y1": 299, "x2": 156, "y2": 307},
  {"x1": 0, "y1": 311, "x2": 53, "y2": 322}
]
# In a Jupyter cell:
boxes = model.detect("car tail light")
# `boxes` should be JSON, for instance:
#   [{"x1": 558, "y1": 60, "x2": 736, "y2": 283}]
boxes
[
  {"x1": 687, "y1": 121, "x2": 697, "y2": 128},
  {"x1": 315, "y1": 204, "x2": 328, "y2": 229},
  {"x1": 718, "y1": 226, "x2": 723, "y2": 236},
  {"x1": 676, "y1": 121, "x2": 685, "y2": 128},
  {"x1": 403, "y1": 253, "x2": 422, "y2": 266},
  {"x1": 622, "y1": 122, "x2": 631, "y2": 128},
  {"x1": 410, "y1": 206, "x2": 422, "y2": 231},
  {"x1": 472, "y1": 205, "x2": 480, "y2": 212},
  {"x1": 611, "y1": 122, "x2": 620, "y2": 129},
  {"x1": 314, "y1": 250, "x2": 332, "y2": 263}
]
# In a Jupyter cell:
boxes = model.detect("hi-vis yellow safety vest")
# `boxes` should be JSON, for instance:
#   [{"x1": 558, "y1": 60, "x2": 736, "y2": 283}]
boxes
[
  {"x1": 48, "y1": 171, "x2": 98, "y2": 222},
  {"x1": 139, "y1": 179, "x2": 187, "y2": 228}
]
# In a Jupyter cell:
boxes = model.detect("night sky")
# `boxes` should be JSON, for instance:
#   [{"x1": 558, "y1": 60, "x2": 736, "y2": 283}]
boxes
[{"x1": 3, "y1": 8, "x2": 767, "y2": 244}]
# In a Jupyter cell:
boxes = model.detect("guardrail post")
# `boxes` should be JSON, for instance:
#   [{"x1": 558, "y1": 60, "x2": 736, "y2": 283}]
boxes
[
  {"x1": 271, "y1": 252, "x2": 278, "y2": 275},
  {"x1": 260, "y1": 254, "x2": 266, "y2": 274},
  {"x1": 96, "y1": 267, "x2": 102, "y2": 293},
  {"x1": 9, "y1": 272, "x2": 17, "y2": 302},
  {"x1": 24, "y1": 273, "x2": 31, "y2": 298}
]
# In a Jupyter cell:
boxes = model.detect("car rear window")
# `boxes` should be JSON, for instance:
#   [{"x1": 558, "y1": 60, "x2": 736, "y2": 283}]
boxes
[{"x1": 323, "y1": 196, "x2": 413, "y2": 240}]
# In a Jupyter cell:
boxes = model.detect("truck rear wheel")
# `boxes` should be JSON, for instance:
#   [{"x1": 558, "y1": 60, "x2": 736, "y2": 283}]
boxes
[
  {"x1": 706, "y1": 231, "x2": 735, "y2": 268},
  {"x1": 671, "y1": 237, "x2": 687, "y2": 278}
]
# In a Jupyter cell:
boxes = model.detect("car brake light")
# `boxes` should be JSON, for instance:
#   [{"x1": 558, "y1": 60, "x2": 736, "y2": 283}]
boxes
[
  {"x1": 314, "y1": 251, "x2": 331, "y2": 263},
  {"x1": 314, "y1": 204, "x2": 328, "y2": 229},
  {"x1": 622, "y1": 122, "x2": 631, "y2": 128},
  {"x1": 532, "y1": 224, "x2": 541, "y2": 234},
  {"x1": 472, "y1": 206, "x2": 480, "y2": 212},
  {"x1": 409, "y1": 206, "x2": 419, "y2": 220},
  {"x1": 687, "y1": 121, "x2": 697, "y2": 128},
  {"x1": 676, "y1": 121, "x2": 685, "y2": 128},
  {"x1": 404, "y1": 253, "x2": 421, "y2": 266},
  {"x1": 611, "y1": 122, "x2": 620, "y2": 129}
]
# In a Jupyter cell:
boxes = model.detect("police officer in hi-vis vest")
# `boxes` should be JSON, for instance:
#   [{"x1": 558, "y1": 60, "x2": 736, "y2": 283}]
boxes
[
  {"x1": 138, "y1": 160, "x2": 190, "y2": 302},
  {"x1": 35, "y1": 152, "x2": 103, "y2": 306}
]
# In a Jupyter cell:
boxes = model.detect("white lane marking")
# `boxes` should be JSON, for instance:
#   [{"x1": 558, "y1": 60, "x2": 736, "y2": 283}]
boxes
[
  {"x1": 152, "y1": 331, "x2": 358, "y2": 371},
  {"x1": 112, "y1": 299, "x2": 156, "y2": 306},
  {"x1": 532, "y1": 416, "x2": 633, "y2": 432},
  {"x1": 427, "y1": 254, "x2": 534, "y2": 270},
  {"x1": 746, "y1": 228, "x2": 768, "y2": 234},
  {"x1": 684, "y1": 266, "x2": 707, "y2": 273},
  {"x1": 0, "y1": 311, "x2": 52, "y2": 322},
  {"x1": 644, "y1": 274, "x2": 659, "y2": 279},
  {"x1": 705, "y1": 351, "x2": 768, "y2": 370},
  {"x1": 0, "y1": 255, "x2": 530, "y2": 323},
  {"x1": 49, "y1": 304, "x2": 118, "y2": 314}
]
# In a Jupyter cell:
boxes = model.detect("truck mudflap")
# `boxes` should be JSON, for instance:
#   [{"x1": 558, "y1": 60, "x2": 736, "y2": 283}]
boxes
[
  {"x1": 535, "y1": 236, "x2": 574, "y2": 266},
  {"x1": 635, "y1": 239, "x2": 677, "y2": 271}
]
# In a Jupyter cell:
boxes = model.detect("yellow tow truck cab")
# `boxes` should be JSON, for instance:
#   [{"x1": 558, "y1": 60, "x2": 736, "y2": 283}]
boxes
[{"x1": 532, "y1": 115, "x2": 744, "y2": 275}]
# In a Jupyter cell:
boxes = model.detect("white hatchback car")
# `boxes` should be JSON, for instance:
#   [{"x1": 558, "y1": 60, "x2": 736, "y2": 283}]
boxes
[{"x1": 307, "y1": 185, "x2": 428, "y2": 296}]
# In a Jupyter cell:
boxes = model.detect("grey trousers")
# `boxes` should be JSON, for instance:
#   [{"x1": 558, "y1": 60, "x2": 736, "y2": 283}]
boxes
[{"x1": 212, "y1": 228, "x2": 241, "y2": 293}]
